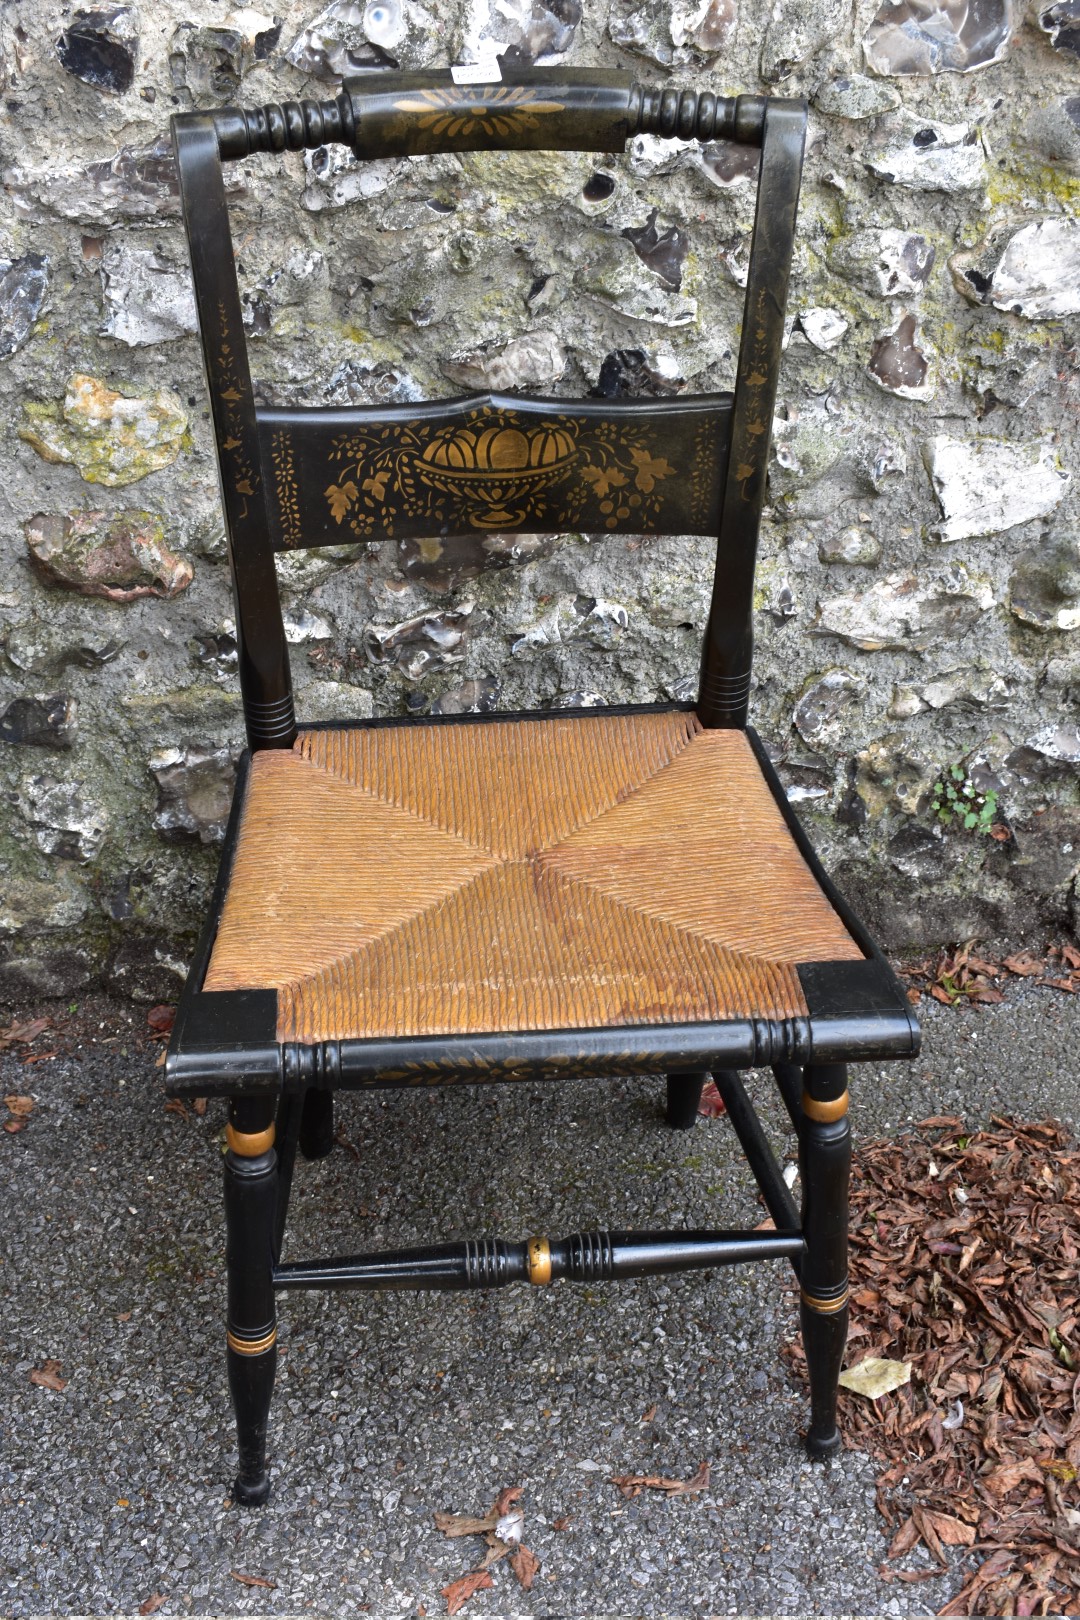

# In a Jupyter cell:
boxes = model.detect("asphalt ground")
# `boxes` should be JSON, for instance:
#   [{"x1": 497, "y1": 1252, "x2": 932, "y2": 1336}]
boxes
[{"x1": 1, "y1": 982, "x2": 1078, "y2": 1619}]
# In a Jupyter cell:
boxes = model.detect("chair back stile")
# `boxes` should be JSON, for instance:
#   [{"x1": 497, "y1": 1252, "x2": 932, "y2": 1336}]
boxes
[{"x1": 172, "y1": 68, "x2": 807, "y2": 749}]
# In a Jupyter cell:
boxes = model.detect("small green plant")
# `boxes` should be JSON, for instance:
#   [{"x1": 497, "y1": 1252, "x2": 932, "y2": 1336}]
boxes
[{"x1": 931, "y1": 764, "x2": 998, "y2": 833}]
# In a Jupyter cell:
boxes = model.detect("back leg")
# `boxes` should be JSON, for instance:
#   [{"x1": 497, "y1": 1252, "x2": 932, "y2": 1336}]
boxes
[
  {"x1": 665, "y1": 1071, "x2": 707, "y2": 1129},
  {"x1": 299, "y1": 1089, "x2": 335, "y2": 1161}
]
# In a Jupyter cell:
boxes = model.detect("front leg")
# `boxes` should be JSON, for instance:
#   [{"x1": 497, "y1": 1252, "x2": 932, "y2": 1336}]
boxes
[
  {"x1": 798, "y1": 1063, "x2": 850, "y2": 1459},
  {"x1": 224, "y1": 1096, "x2": 278, "y2": 1505}
]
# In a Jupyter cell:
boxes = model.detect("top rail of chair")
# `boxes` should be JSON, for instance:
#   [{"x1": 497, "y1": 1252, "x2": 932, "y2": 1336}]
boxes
[{"x1": 180, "y1": 64, "x2": 789, "y2": 164}]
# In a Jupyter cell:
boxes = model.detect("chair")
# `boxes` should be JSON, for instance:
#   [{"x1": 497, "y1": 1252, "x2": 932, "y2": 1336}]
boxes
[{"x1": 165, "y1": 65, "x2": 920, "y2": 1506}]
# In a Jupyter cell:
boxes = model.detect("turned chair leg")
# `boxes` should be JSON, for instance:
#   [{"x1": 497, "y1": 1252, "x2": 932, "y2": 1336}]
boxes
[
  {"x1": 299, "y1": 1088, "x2": 335, "y2": 1161},
  {"x1": 798, "y1": 1062, "x2": 850, "y2": 1459},
  {"x1": 224, "y1": 1096, "x2": 278, "y2": 1506},
  {"x1": 665, "y1": 1071, "x2": 707, "y2": 1129}
]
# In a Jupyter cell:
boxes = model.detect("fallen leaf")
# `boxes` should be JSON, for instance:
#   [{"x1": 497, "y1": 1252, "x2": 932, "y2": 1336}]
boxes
[
  {"x1": 138, "y1": 1595, "x2": 166, "y2": 1615},
  {"x1": 0, "y1": 1017, "x2": 50, "y2": 1051},
  {"x1": 30, "y1": 1361, "x2": 67, "y2": 1392},
  {"x1": 696, "y1": 1080, "x2": 727, "y2": 1117},
  {"x1": 441, "y1": 1569, "x2": 493, "y2": 1615},
  {"x1": 228, "y1": 1571, "x2": 276, "y2": 1589},
  {"x1": 4, "y1": 1095, "x2": 34, "y2": 1117},
  {"x1": 1003, "y1": 952, "x2": 1043, "y2": 977},
  {"x1": 510, "y1": 1545, "x2": 540, "y2": 1590},
  {"x1": 3, "y1": 1119, "x2": 27, "y2": 1134},
  {"x1": 609, "y1": 1460, "x2": 710, "y2": 1499},
  {"x1": 434, "y1": 1509, "x2": 498, "y2": 1539},
  {"x1": 641, "y1": 1403, "x2": 658, "y2": 1424},
  {"x1": 146, "y1": 1004, "x2": 176, "y2": 1037},
  {"x1": 837, "y1": 1358, "x2": 912, "y2": 1399},
  {"x1": 552, "y1": 1515, "x2": 570, "y2": 1531},
  {"x1": 491, "y1": 1486, "x2": 522, "y2": 1517},
  {"x1": 921, "y1": 1509, "x2": 976, "y2": 1547}
]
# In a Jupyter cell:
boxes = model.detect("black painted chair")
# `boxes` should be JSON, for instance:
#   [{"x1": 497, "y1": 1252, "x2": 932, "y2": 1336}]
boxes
[{"x1": 166, "y1": 66, "x2": 920, "y2": 1504}]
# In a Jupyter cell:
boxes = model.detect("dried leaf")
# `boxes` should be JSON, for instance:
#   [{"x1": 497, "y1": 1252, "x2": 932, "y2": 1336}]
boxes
[
  {"x1": 138, "y1": 1596, "x2": 166, "y2": 1615},
  {"x1": 4, "y1": 1095, "x2": 34, "y2": 1118},
  {"x1": 30, "y1": 1360, "x2": 67, "y2": 1392},
  {"x1": 510, "y1": 1545, "x2": 540, "y2": 1590},
  {"x1": 491, "y1": 1486, "x2": 522, "y2": 1517},
  {"x1": 441, "y1": 1569, "x2": 493, "y2": 1615},
  {"x1": 0, "y1": 1017, "x2": 50, "y2": 1051},
  {"x1": 228, "y1": 1571, "x2": 276, "y2": 1589},
  {"x1": 696, "y1": 1080, "x2": 727, "y2": 1118},
  {"x1": 146, "y1": 1004, "x2": 175, "y2": 1037},
  {"x1": 641, "y1": 1403, "x2": 658, "y2": 1423},
  {"x1": 837, "y1": 1358, "x2": 912, "y2": 1399},
  {"x1": 921, "y1": 1509, "x2": 976, "y2": 1546},
  {"x1": 609, "y1": 1460, "x2": 709, "y2": 1499},
  {"x1": 434, "y1": 1509, "x2": 498, "y2": 1539},
  {"x1": 1003, "y1": 952, "x2": 1043, "y2": 977}
]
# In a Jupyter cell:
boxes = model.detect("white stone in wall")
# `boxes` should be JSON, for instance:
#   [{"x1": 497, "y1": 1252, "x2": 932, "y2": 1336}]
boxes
[
  {"x1": 923, "y1": 436, "x2": 1071, "y2": 543},
  {"x1": 302, "y1": 146, "x2": 406, "y2": 210},
  {"x1": 829, "y1": 227, "x2": 936, "y2": 298},
  {"x1": 798, "y1": 308, "x2": 849, "y2": 350},
  {"x1": 990, "y1": 219, "x2": 1080, "y2": 320},
  {"x1": 814, "y1": 565, "x2": 995, "y2": 650},
  {"x1": 866, "y1": 110, "x2": 985, "y2": 192},
  {"x1": 100, "y1": 246, "x2": 197, "y2": 346},
  {"x1": 441, "y1": 329, "x2": 567, "y2": 391}
]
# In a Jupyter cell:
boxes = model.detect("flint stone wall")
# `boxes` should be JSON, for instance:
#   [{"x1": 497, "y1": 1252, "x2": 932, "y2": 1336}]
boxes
[{"x1": 1, "y1": 0, "x2": 1078, "y2": 1004}]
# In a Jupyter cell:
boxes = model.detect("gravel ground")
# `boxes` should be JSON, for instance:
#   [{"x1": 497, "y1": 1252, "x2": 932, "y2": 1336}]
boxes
[{"x1": 1, "y1": 982, "x2": 1077, "y2": 1618}]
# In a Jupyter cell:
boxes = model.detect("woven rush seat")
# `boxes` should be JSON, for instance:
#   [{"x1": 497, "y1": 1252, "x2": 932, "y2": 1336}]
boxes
[{"x1": 205, "y1": 709, "x2": 863, "y2": 1044}]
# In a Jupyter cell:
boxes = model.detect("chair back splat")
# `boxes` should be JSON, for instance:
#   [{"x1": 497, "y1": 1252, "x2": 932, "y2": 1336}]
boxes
[
  {"x1": 172, "y1": 69, "x2": 806, "y2": 747},
  {"x1": 163, "y1": 64, "x2": 921, "y2": 1508}
]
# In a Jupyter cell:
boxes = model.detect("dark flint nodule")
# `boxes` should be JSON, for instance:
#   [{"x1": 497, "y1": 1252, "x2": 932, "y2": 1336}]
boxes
[
  {"x1": 0, "y1": 696, "x2": 76, "y2": 750},
  {"x1": 57, "y1": 7, "x2": 138, "y2": 94},
  {"x1": 621, "y1": 209, "x2": 689, "y2": 290},
  {"x1": 592, "y1": 349, "x2": 681, "y2": 399},
  {"x1": 583, "y1": 171, "x2": 616, "y2": 202},
  {"x1": 0, "y1": 253, "x2": 49, "y2": 358},
  {"x1": 869, "y1": 313, "x2": 930, "y2": 393}
]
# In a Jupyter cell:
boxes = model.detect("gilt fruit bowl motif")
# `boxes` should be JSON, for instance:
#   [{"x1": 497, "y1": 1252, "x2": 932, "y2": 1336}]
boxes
[
  {"x1": 318, "y1": 406, "x2": 680, "y2": 540},
  {"x1": 416, "y1": 422, "x2": 578, "y2": 527}
]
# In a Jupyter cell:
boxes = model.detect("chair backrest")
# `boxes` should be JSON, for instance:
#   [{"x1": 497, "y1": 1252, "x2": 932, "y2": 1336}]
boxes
[{"x1": 172, "y1": 67, "x2": 806, "y2": 752}]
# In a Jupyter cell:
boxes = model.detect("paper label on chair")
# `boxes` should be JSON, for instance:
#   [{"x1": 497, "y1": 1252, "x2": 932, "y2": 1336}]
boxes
[{"x1": 451, "y1": 58, "x2": 503, "y2": 84}]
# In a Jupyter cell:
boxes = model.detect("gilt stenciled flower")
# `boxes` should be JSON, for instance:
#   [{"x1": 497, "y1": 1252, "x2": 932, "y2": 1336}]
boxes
[
  {"x1": 581, "y1": 463, "x2": 629, "y2": 500},
  {"x1": 629, "y1": 448, "x2": 676, "y2": 493},
  {"x1": 393, "y1": 85, "x2": 562, "y2": 140}
]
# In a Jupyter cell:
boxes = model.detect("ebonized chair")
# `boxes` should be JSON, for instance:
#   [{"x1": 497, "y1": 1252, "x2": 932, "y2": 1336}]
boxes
[{"x1": 165, "y1": 65, "x2": 921, "y2": 1505}]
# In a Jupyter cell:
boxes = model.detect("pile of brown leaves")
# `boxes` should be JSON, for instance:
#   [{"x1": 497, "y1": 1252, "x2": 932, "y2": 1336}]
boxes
[
  {"x1": 434, "y1": 1487, "x2": 540, "y2": 1614},
  {"x1": 786, "y1": 1117, "x2": 1080, "y2": 1616},
  {"x1": 902, "y1": 943, "x2": 1080, "y2": 1008}
]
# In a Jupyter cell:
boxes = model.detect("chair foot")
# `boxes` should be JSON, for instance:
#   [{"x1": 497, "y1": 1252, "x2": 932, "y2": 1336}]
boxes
[
  {"x1": 233, "y1": 1469, "x2": 271, "y2": 1507},
  {"x1": 805, "y1": 1425, "x2": 841, "y2": 1461},
  {"x1": 299, "y1": 1089, "x2": 335, "y2": 1160},
  {"x1": 665, "y1": 1071, "x2": 706, "y2": 1129}
]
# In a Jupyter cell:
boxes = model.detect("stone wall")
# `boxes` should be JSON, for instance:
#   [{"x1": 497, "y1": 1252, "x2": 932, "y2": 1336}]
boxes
[{"x1": 1, "y1": 0, "x2": 1078, "y2": 1005}]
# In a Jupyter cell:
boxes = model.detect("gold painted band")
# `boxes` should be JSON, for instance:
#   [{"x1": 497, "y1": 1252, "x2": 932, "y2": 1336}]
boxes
[
  {"x1": 800, "y1": 1287, "x2": 849, "y2": 1315},
  {"x1": 801, "y1": 1089, "x2": 849, "y2": 1124},
  {"x1": 226, "y1": 1121, "x2": 276, "y2": 1157},
  {"x1": 226, "y1": 1326, "x2": 277, "y2": 1356},
  {"x1": 526, "y1": 1236, "x2": 552, "y2": 1286}
]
